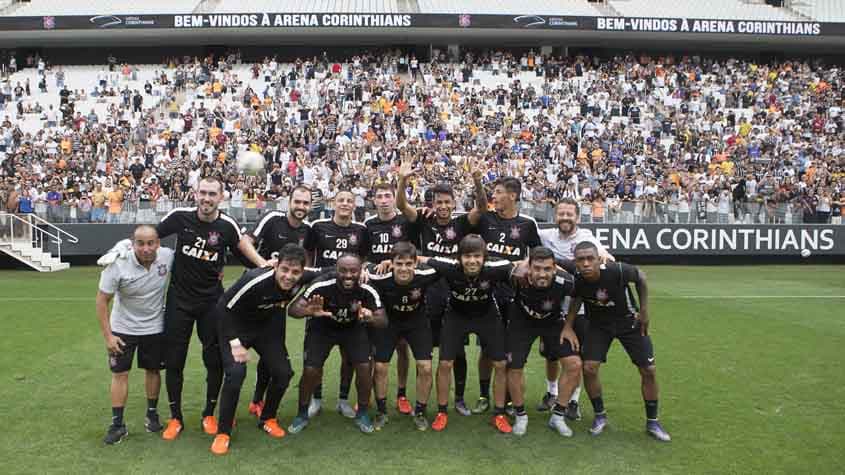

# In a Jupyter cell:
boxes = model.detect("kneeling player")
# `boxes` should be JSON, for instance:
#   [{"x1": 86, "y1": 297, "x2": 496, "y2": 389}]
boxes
[
  {"x1": 211, "y1": 245, "x2": 320, "y2": 455},
  {"x1": 506, "y1": 247, "x2": 581, "y2": 437},
  {"x1": 562, "y1": 242, "x2": 671, "y2": 441},
  {"x1": 418, "y1": 235, "x2": 515, "y2": 433},
  {"x1": 368, "y1": 242, "x2": 440, "y2": 431},
  {"x1": 287, "y1": 254, "x2": 386, "y2": 434}
]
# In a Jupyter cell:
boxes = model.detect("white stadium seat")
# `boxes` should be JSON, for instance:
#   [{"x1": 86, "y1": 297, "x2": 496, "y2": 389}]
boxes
[
  {"x1": 418, "y1": 0, "x2": 601, "y2": 15},
  {"x1": 215, "y1": 0, "x2": 400, "y2": 14},
  {"x1": 608, "y1": 0, "x2": 804, "y2": 21},
  {"x1": 791, "y1": 0, "x2": 845, "y2": 22},
  {"x1": 11, "y1": 0, "x2": 200, "y2": 15}
]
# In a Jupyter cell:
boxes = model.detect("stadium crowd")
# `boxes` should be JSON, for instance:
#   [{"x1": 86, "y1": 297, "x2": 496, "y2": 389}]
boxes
[{"x1": 1, "y1": 48, "x2": 844, "y2": 225}]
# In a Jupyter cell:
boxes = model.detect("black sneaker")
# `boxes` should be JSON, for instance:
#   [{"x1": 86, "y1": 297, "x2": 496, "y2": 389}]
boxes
[
  {"x1": 145, "y1": 412, "x2": 163, "y2": 432},
  {"x1": 103, "y1": 424, "x2": 128, "y2": 445},
  {"x1": 565, "y1": 401, "x2": 582, "y2": 421},
  {"x1": 536, "y1": 392, "x2": 555, "y2": 412}
]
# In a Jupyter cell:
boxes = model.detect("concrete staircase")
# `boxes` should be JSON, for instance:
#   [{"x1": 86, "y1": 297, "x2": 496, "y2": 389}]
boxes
[{"x1": 0, "y1": 240, "x2": 70, "y2": 272}]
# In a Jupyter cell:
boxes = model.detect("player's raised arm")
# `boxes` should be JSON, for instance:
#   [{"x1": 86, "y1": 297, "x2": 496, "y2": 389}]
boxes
[
  {"x1": 466, "y1": 157, "x2": 487, "y2": 226},
  {"x1": 396, "y1": 155, "x2": 419, "y2": 222}
]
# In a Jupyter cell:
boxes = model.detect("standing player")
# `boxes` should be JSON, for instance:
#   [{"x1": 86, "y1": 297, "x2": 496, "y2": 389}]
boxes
[
  {"x1": 537, "y1": 197, "x2": 614, "y2": 419},
  {"x1": 243, "y1": 186, "x2": 313, "y2": 417},
  {"x1": 395, "y1": 157, "x2": 486, "y2": 416},
  {"x1": 468, "y1": 176, "x2": 541, "y2": 414},
  {"x1": 418, "y1": 235, "x2": 515, "y2": 433},
  {"x1": 211, "y1": 245, "x2": 320, "y2": 455},
  {"x1": 156, "y1": 177, "x2": 269, "y2": 440},
  {"x1": 96, "y1": 225, "x2": 173, "y2": 444},
  {"x1": 367, "y1": 242, "x2": 440, "y2": 431},
  {"x1": 287, "y1": 254, "x2": 386, "y2": 434},
  {"x1": 305, "y1": 190, "x2": 370, "y2": 418},
  {"x1": 561, "y1": 241, "x2": 671, "y2": 441},
  {"x1": 362, "y1": 182, "x2": 419, "y2": 415},
  {"x1": 505, "y1": 246, "x2": 581, "y2": 437}
]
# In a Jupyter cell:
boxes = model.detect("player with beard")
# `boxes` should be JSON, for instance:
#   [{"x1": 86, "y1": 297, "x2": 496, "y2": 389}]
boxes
[
  {"x1": 367, "y1": 242, "x2": 440, "y2": 430},
  {"x1": 562, "y1": 241, "x2": 670, "y2": 442},
  {"x1": 361, "y1": 182, "x2": 419, "y2": 415},
  {"x1": 417, "y1": 235, "x2": 515, "y2": 433},
  {"x1": 536, "y1": 198, "x2": 614, "y2": 420},
  {"x1": 156, "y1": 177, "x2": 270, "y2": 441},
  {"x1": 210, "y1": 245, "x2": 321, "y2": 455},
  {"x1": 244, "y1": 186, "x2": 314, "y2": 419},
  {"x1": 468, "y1": 176, "x2": 541, "y2": 415},
  {"x1": 287, "y1": 254, "x2": 386, "y2": 434},
  {"x1": 395, "y1": 156, "x2": 486, "y2": 416},
  {"x1": 506, "y1": 246, "x2": 581, "y2": 437},
  {"x1": 304, "y1": 190, "x2": 370, "y2": 419}
]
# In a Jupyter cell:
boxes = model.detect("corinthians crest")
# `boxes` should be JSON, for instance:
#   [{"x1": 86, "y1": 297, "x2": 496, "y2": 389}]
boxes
[
  {"x1": 509, "y1": 225, "x2": 521, "y2": 240},
  {"x1": 391, "y1": 224, "x2": 403, "y2": 238},
  {"x1": 409, "y1": 288, "x2": 422, "y2": 301},
  {"x1": 444, "y1": 227, "x2": 456, "y2": 240},
  {"x1": 208, "y1": 231, "x2": 220, "y2": 246}
]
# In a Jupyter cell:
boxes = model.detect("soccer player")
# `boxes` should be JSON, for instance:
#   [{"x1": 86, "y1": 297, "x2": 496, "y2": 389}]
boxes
[
  {"x1": 96, "y1": 225, "x2": 173, "y2": 444},
  {"x1": 243, "y1": 186, "x2": 314, "y2": 418},
  {"x1": 418, "y1": 235, "x2": 515, "y2": 433},
  {"x1": 506, "y1": 246, "x2": 581, "y2": 436},
  {"x1": 287, "y1": 254, "x2": 386, "y2": 434},
  {"x1": 537, "y1": 197, "x2": 614, "y2": 419},
  {"x1": 363, "y1": 182, "x2": 419, "y2": 415},
  {"x1": 561, "y1": 241, "x2": 671, "y2": 441},
  {"x1": 211, "y1": 245, "x2": 321, "y2": 455},
  {"x1": 395, "y1": 156, "x2": 485, "y2": 416},
  {"x1": 468, "y1": 176, "x2": 541, "y2": 414},
  {"x1": 396, "y1": 157, "x2": 487, "y2": 416},
  {"x1": 306, "y1": 189, "x2": 370, "y2": 418},
  {"x1": 367, "y1": 242, "x2": 439, "y2": 430},
  {"x1": 155, "y1": 177, "x2": 269, "y2": 440}
]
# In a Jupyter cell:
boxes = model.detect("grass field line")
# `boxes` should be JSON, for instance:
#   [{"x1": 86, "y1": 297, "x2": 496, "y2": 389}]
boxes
[{"x1": 0, "y1": 295, "x2": 843, "y2": 302}]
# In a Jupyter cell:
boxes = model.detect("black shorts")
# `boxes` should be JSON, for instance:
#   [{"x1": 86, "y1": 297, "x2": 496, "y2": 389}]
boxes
[
  {"x1": 373, "y1": 315, "x2": 433, "y2": 363},
  {"x1": 440, "y1": 309, "x2": 505, "y2": 362},
  {"x1": 540, "y1": 314, "x2": 588, "y2": 361},
  {"x1": 582, "y1": 318, "x2": 655, "y2": 368},
  {"x1": 426, "y1": 278, "x2": 449, "y2": 347},
  {"x1": 303, "y1": 319, "x2": 371, "y2": 368},
  {"x1": 507, "y1": 317, "x2": 577, "y2": 370},
  {"x1": 492, "y1": 283, "x2": 515, "y2": 325},
  {"x1": 108, "y1": 332, "x2": 165, "y2": 373}
]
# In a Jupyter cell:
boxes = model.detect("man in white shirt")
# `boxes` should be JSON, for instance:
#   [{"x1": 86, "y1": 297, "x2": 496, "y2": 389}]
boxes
[{"x1": 96, "y1": 225, "x2": 174, "y2": 445}]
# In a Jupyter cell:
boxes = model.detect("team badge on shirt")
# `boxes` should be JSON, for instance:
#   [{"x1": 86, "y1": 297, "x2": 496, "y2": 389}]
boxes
[
  {"x1": 595, "y1": 288, "x2": 613, "y2": 306},
  {"x1": 542, "y1": 299, "x2": 554, "y2": 311},
  {"x1": 510, "y1": 225, "x2": 521, "y2": 239},
  {"x1": 445, "y1": 227, "x2": 456, "y2": 240},
  {"x1": 208, "y1": 231, "x2": 220, "y2": 246},
  {"x1": 391, "y1": 224, "x2": 403, "y2": 238},
  {"x1": 479, "y1": 280, "x2": 490, "y2": 290},
  {"x1": 157, "y1": 264, "x2": 168, "y2": 276},
  {"x1": 348, "y1": 233, "x2": 358, "y2": 246},
  {"x1": 410, "y1": 288, "x2": 422, "y2": 301}
]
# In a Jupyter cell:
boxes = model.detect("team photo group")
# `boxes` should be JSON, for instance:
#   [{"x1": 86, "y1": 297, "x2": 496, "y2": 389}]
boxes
[{"x1": 96, "y1": 157, "x2": 670, "y2": 455}]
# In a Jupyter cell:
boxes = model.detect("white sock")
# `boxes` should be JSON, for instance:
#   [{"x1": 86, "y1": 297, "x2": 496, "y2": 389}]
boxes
[
  {"x1": 570, "y1": 384, "x2": 582, "y2": 404},
  {"x1": 547, "y1": 380, "x2": 558, "y2": 396}
]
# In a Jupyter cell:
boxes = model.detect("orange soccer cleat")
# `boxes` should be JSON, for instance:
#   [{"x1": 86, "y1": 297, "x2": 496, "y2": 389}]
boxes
[
  {"x1": 492, "y1": 414, "x2": 513, "y2": 434},
  {"x1": 210, "y1": 434, "x2": 230, "y2": 455},
  {"x1": 202, "y1": 415, "x2": 218, "y2": 435},
  {"x1": 260, "y1": 418, "x2": 286, "y2": 438},
  {"x1": 249, "y1": 400, "x2": 265, "y2": 418},
  {"x1": 396, "y1": 397, "x2": 413, "y2": 415},
  {"x1": 161, "y1": 419, "x2": 183, "y2": 441},
  {"x1": 432, "y1": 412, "x2": 448, "y2": 432}
]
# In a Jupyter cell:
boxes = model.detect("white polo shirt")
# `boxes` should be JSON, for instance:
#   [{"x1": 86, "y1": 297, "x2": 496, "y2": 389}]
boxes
[
  {"x1": 539, "y1": 227, "x2": 607, "y2": 261},
  {"x1": 98, "y1": 247, "x2": 174, "y2": 335}
]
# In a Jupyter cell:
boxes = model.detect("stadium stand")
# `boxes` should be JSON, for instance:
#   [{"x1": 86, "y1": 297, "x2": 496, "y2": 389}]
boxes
[
  {"x1": 791, "y1": 1, "x2": 845, "y2": 22},
  {"x1": 215, "y1": 0, "x2": 401, "y2": 14},
  {"x1": 10, "y1": 0, "x2": 200, "y2": 15},
  {"x1": 607, "y1": 0, "x2": 803, "y2": 21},
  {"x1": 417, "y1": 0, "x2": 602, "y2": 15}
]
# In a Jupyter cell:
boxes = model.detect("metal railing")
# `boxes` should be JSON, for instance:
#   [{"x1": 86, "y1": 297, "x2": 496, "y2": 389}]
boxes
[{"x1": 0, "y1": 213, "x2": 79, "y2": 262}]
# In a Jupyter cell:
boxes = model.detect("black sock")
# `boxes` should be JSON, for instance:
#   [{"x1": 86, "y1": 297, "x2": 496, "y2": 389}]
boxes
[
  {"x1": 438, "y1": 404, "x2": 448, "y2": 414},
  {"x1": 298, "y1": 403, "x2": 309, "y2": 418},
  {"x1": 591, "y1": 396, "x2": 605, "y2": 415},
  {"x1": 376, "y1": 398, "x2": 387, "y2": 414},
  {"x1": 147, "y1": 398, "x2": 158, "y2": 414},
  {"x1": 111, "y1": 407, "x2": 124, "y2": 427},
  {"x1": 314, "y1": 384, "x2": 323, "y2": 400},
  {"x1": 553, "y1": 403, "x2": 567, "y2": 417},
  {"x1": 415, "y1": 402, "x2": 427, "y2": 416},
  {"x1": 169, "y1": 401, "x2": 182, "y2": 421},
  {"x1": 645, "y1": 400, "x2": 659, "y2": 420},
  {"x1": 479, "y1": 379, "x2": 491, "y2": 399},
  {"x1": 356, "y1": 403, "x2": 368, "y2": 416},
  {"x1": 494, "y1": 406, "x2": 505, "y2": 415},
  {"x1": 454, "y1": 354, "x2": 467, "y2": 400},
  {"x1": 202, "y1": 398, "x2": 217, "y2": 417},
  {"x1": 515, "y1": 405, "x2": 526, "y2": 416},
  {"x1": 397, "y1": 387, "x2": 407, "y2": 398},
  {"x1": 339, "y1": 384, "x2": 350, "y2": 401}
]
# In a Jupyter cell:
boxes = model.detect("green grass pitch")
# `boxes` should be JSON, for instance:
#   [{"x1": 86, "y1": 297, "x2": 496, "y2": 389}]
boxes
[{"x1": 0, "y1": 265, "x2": 843, "y2": 474}]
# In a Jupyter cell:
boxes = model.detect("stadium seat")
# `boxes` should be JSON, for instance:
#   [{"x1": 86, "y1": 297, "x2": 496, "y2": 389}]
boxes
[
  {"x1": 214, "y1": 0, "x2": 400, "y2": 14},
  {"x1": 791, "y1": 0, "x2": 845, "y2": 22},
  {"x1": 417, "y1": 0, "x2": 601, "y2": 15},
  {"x1": 10, "y1": 0, "x2": 200, "y2": 15},
  {"x1": 607, "y1": 0, "x2": 804, "y2": 21}
]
